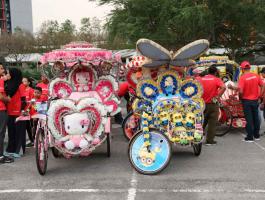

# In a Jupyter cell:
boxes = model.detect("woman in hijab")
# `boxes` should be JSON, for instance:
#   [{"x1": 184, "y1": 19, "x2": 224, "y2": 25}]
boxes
[{"x1": 5, "y1": 68, "x2": 27, "y2": 158}]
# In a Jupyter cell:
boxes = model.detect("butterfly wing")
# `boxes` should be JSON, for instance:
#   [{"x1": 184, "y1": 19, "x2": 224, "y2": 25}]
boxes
[
  {"x1": 173, "y1": 39, "x2": 209, "y2": 61},
  {"x1": 136, "y1": 39, "x2": 171, "y2": 67}
]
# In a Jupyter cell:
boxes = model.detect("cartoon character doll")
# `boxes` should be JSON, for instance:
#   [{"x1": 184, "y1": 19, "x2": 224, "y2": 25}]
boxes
[
  {"x1": 74, "y1": 71, "x2": 92, "y2": 92},
  {"x1": 60, "y1": 112, "x2": 93, "y2": 150},
  {"x1": 183, "y1": 112, "x2": 196, "y2": 141}
]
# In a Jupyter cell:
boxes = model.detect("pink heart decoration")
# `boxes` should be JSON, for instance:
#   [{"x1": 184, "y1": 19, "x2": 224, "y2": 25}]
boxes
[{"x1": 95, "y1": 80, "x2": 114, "y2": 101}]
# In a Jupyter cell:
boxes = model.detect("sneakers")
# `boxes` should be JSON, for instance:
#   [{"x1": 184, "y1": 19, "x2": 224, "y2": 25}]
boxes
[
  {"x1": 205, "y1": 141, "x2": 217, "y2": 146},
  {"x1": 26, "y1": 142, "x2": 34, "y2": 148},
  {"x1": 243, "y1": 137, "x2": 254, "y2": 143},
  {"x1": 254, "y1": 137, "x2": 260, "y2": 141},
  {"x1": 0, "y1": 156, "x2": 14, "y2": 164}
]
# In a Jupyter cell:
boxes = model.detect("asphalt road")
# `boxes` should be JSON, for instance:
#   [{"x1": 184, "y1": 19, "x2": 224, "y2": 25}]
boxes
[{"x1": 1, "y1": 123, "x2": 265, "y2": 200}]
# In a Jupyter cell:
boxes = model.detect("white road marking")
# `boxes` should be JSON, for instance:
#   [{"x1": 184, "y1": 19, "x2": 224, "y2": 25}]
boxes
[
  {"x1": 1, "y1": 188, "x2": 265, "y2": 194},
  {"x1": 127, "y1": 171, "x2": 137, "y2": 200}
]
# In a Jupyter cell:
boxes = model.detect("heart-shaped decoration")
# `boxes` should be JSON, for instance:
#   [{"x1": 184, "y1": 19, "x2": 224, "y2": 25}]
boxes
[
  {"x1": 49, "y1": 78, "x2": 73, "y2": 98},
  {"x1": 48, "y1": 98, "x2": 107, "y2": 141}
]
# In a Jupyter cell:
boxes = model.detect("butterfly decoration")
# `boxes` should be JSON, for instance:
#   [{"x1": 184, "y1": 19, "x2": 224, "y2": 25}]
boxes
[{"x1": 136, "y1": 39, "x2": 209, "y2": 68}]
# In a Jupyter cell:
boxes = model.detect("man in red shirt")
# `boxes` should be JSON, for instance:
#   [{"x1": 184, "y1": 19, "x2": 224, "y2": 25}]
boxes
[
  {"x1": 229, "y1": 61, "x2": 264, "y2": 142},
  {"x1": 0, "y1": 65, "x2": 14, "y2": 163},
  {"x1": 199, "y1": 65, "x2": 226, "y2": 145}
]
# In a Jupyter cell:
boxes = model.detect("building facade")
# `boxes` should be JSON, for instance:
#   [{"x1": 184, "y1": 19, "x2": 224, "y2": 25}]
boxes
[{"x1": 0, "y1": 0, "x2": 33, "y2": 33}]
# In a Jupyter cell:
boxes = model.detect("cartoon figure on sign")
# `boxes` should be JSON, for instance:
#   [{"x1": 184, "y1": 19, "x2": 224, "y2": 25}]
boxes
[
  {"x1": 60, "y1": 112, "x2": 93, "y2": 150},
  {"x1": 138, "y1": 146, "x2": 161, "y2": 167}
]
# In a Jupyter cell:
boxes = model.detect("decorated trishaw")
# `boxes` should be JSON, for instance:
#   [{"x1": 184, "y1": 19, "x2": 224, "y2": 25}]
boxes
[
  {"x1": 127, "y1": 39, "x2": 209, "y2": 174},
  {"x1": 192, "y1": 56, "x2": 251, "y2": 136},
  {"x1": 34, "y1": 42, "x2": 121, "y2": 175}
]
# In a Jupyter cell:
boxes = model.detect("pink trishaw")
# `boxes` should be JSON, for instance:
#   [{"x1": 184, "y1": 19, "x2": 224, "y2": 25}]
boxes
[{"x1": 34, "y1": 42, "x2": 121, "y2": 175}]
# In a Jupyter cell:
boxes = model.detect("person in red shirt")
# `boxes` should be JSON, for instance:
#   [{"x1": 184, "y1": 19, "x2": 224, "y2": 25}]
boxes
[
  {"x1": 0, "y1": 65, "x2": 14, "y2": 163},
  {"x1": 229, "y1": 61, "x2": 264, "y2": 142},
  {"x1": 198, "y1": 65, "x2": 226, "y2": 145},
  {"x1": 28, "y1": 87, "x2": 44, "y2": 141},
  {"x1": 22, "y1": 77, "x2": 35, "y2": 146},
  {"x1": 5, "y1": 68, "x2": 27, "y2": 158},
  {"x1": 114, "y1": 81, "x2": 129, "y2": 125},
  {"x1": 36, "y1": 75, "x2": 49, "y2": 101}
]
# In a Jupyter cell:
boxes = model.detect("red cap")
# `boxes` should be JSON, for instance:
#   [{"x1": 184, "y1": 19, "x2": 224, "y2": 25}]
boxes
[{"x1": 240, "y1": 61, "x2": 251, "y2": 69}]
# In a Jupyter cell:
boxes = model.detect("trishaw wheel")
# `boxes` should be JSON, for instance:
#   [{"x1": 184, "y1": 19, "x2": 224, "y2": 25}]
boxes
[
  {"x1": 106, "y1": 133, "x2": 111, "y2": 157},
  {"x1": 192, "y1": 143, "x2": 202, "y2": 156},
  {"x1": 51, "y1": 147, "x2": 61, "y2": 158},
  {"x1": 122, "y1": 112, "x2": 140, "y2": 141},
  {"x1": 128, "y1": 129, "x2": 172, "y2": 175},
  {"x1": 35, "y1": 128, "x2": 48, "y2": 176},
  {"x1": 216, "y1": 107, "x2": 233, "y2": 137}
]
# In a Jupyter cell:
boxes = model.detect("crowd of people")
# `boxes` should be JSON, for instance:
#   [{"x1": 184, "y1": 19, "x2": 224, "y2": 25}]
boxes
[
  {"x1": 0, "y1": 65, "x2": 49, "y2": 164},
  {"x1": 198, "y1": 61, "x2": 264, "y2": 145},
  {"x1": 1, "y1": 60, "x2": 265, "y2": 164}
]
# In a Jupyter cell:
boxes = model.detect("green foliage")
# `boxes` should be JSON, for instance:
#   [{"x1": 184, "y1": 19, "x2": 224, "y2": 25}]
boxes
[{"x1": 96, "y1": 0, "x2": 265, "y2": 56}]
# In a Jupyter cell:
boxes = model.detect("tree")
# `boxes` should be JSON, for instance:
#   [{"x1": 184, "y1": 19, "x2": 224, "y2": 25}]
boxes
[
  {"x1": 36, "y1": 20, "x2": 61, "y2": 51},
  {"x1": 78, "y1": 17, "x2": 93, "y2": 41},
  {"x1": 95, "y1": 0, "x2": 265, "y2": 59},
  {"x1": 0, "y1": 28, "x2": 36, "y2": 65}
]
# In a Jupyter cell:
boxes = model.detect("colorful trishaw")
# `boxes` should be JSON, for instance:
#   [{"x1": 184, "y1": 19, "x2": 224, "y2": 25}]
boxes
[
  {"x1": 127, "y1": 39, "x2": 209, "y2": 174},
  {"x1": 192, "y1": 56, "x2": 249, "y2": 136},
  {"x1": 34, "y1": 42, "x2": 121, "y2": 175}
]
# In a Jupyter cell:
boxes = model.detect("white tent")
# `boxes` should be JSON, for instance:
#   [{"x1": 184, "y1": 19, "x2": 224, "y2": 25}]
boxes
[{"x1": 5, "y1": 53, "x2": 42, "y2": 63}]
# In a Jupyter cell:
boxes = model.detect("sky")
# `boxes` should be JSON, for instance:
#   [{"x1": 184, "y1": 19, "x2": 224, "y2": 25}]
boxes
[{"x1": 32, "y1": 0, "x2": 112, "y2": 32}]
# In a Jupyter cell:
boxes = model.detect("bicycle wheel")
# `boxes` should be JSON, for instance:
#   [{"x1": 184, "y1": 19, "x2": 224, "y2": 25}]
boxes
[
  {"x1": 122, "y1": 112, "x2": 140, "y2": 141},
  {"x1": 192, "y1": 143, "x2": 202, "y2": 156},
  {"x1": 128, "y1": 129, "x2": 172, "y2": 175},
  {"x1": 215, "y1": 107, "x2": 233, "y2": 137},
  {"x1": 35, "y1": 128, "x2": 48, "y2": 175}
]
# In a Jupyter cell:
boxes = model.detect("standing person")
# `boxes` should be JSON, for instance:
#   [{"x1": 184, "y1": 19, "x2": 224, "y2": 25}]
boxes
[
  {"x1": 198, "y1": 65, "x2": 226, "y2": 145},
  {"x1": 114, "y1": 81, "x2": 129, "y2": 124},
  {"x1": 229, "y1": 61, "x2": 264, "y2": 142},
  {"x1": 5, "y1": 68, "x2": 27, "y2": 158},
  {"x1": 36, "y1": 75, "x2": 49, "y2": 101},
  {"x1": 0, "y1": 65, "x2": 14, "y2": 163},
  {"x1": 22, "y1": 77, "x2": 34, "y2": 147}
]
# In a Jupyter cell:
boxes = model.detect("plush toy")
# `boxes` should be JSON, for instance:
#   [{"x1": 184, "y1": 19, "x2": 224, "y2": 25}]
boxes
[
  {"x1": 172, "y1": 113, "x2": 183, "y2": 127},
  {"x1": 75, "y1": 72, "x2": 91, "y2": 92},
  {"x1": 194, "y1": 131, "x2": 203, "y2": 142},
  {"x1": 186, "y1": 131, "x2": 194, "y2": 141},
  {"x1": 159, "y1": 111, "x2": 170, "y2": 126},
  {"x1": 179, "y1": 132, "x2": 189, "y2": 145},
  {"x1": 60, "y1": 112, "x2": 93, "y2": 150},
  {"x1": 184, "y1": 112, "x2": 196, "y2": 129}
]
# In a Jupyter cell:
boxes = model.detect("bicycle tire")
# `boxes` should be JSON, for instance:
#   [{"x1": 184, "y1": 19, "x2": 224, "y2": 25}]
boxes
[
  {"x1": 128, "y1": 129, "x2": 172, "y2": 175},
  {"x1": 122, "y1": 112, "x2": 140, "y2": 141},
  {"x1": 35, "y1": 128, "x2": 48, "y2": 175},
  {"x1": 215, "y1": 107, "x2": 233, "y2": 137}
]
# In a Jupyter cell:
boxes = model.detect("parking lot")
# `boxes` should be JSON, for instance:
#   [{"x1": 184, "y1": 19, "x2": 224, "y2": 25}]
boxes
[{"x1": 1, "y1": 123, "x2": 265, "y2": 200}]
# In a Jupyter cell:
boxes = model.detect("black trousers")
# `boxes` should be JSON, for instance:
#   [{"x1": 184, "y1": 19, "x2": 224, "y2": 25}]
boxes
[
  {"x1": 26, "y1": 120, "x2": 34, "y2": 143},
  {"x1": 0, "y1": 111, "x2": 8, "y2": 157},
  {"x1": 242, "y1": 99, "x2": 260, "y2": 139},
  {"x1": 6, "y1": 116, "x2": 26, "y2": 154}
]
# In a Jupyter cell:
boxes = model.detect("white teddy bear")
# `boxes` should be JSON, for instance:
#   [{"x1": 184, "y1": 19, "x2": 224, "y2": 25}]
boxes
[{"x1": 60, "y1": 112, "x2": 93, "y2": 150}]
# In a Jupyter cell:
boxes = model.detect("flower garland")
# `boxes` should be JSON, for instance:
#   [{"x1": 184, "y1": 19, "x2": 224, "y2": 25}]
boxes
[
  {"x1": 137, "y1": 79, "x2": 159, "y2": 101},
  {"x1": 179, "y1": 80, "x2": 202, "y2": 99}
]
